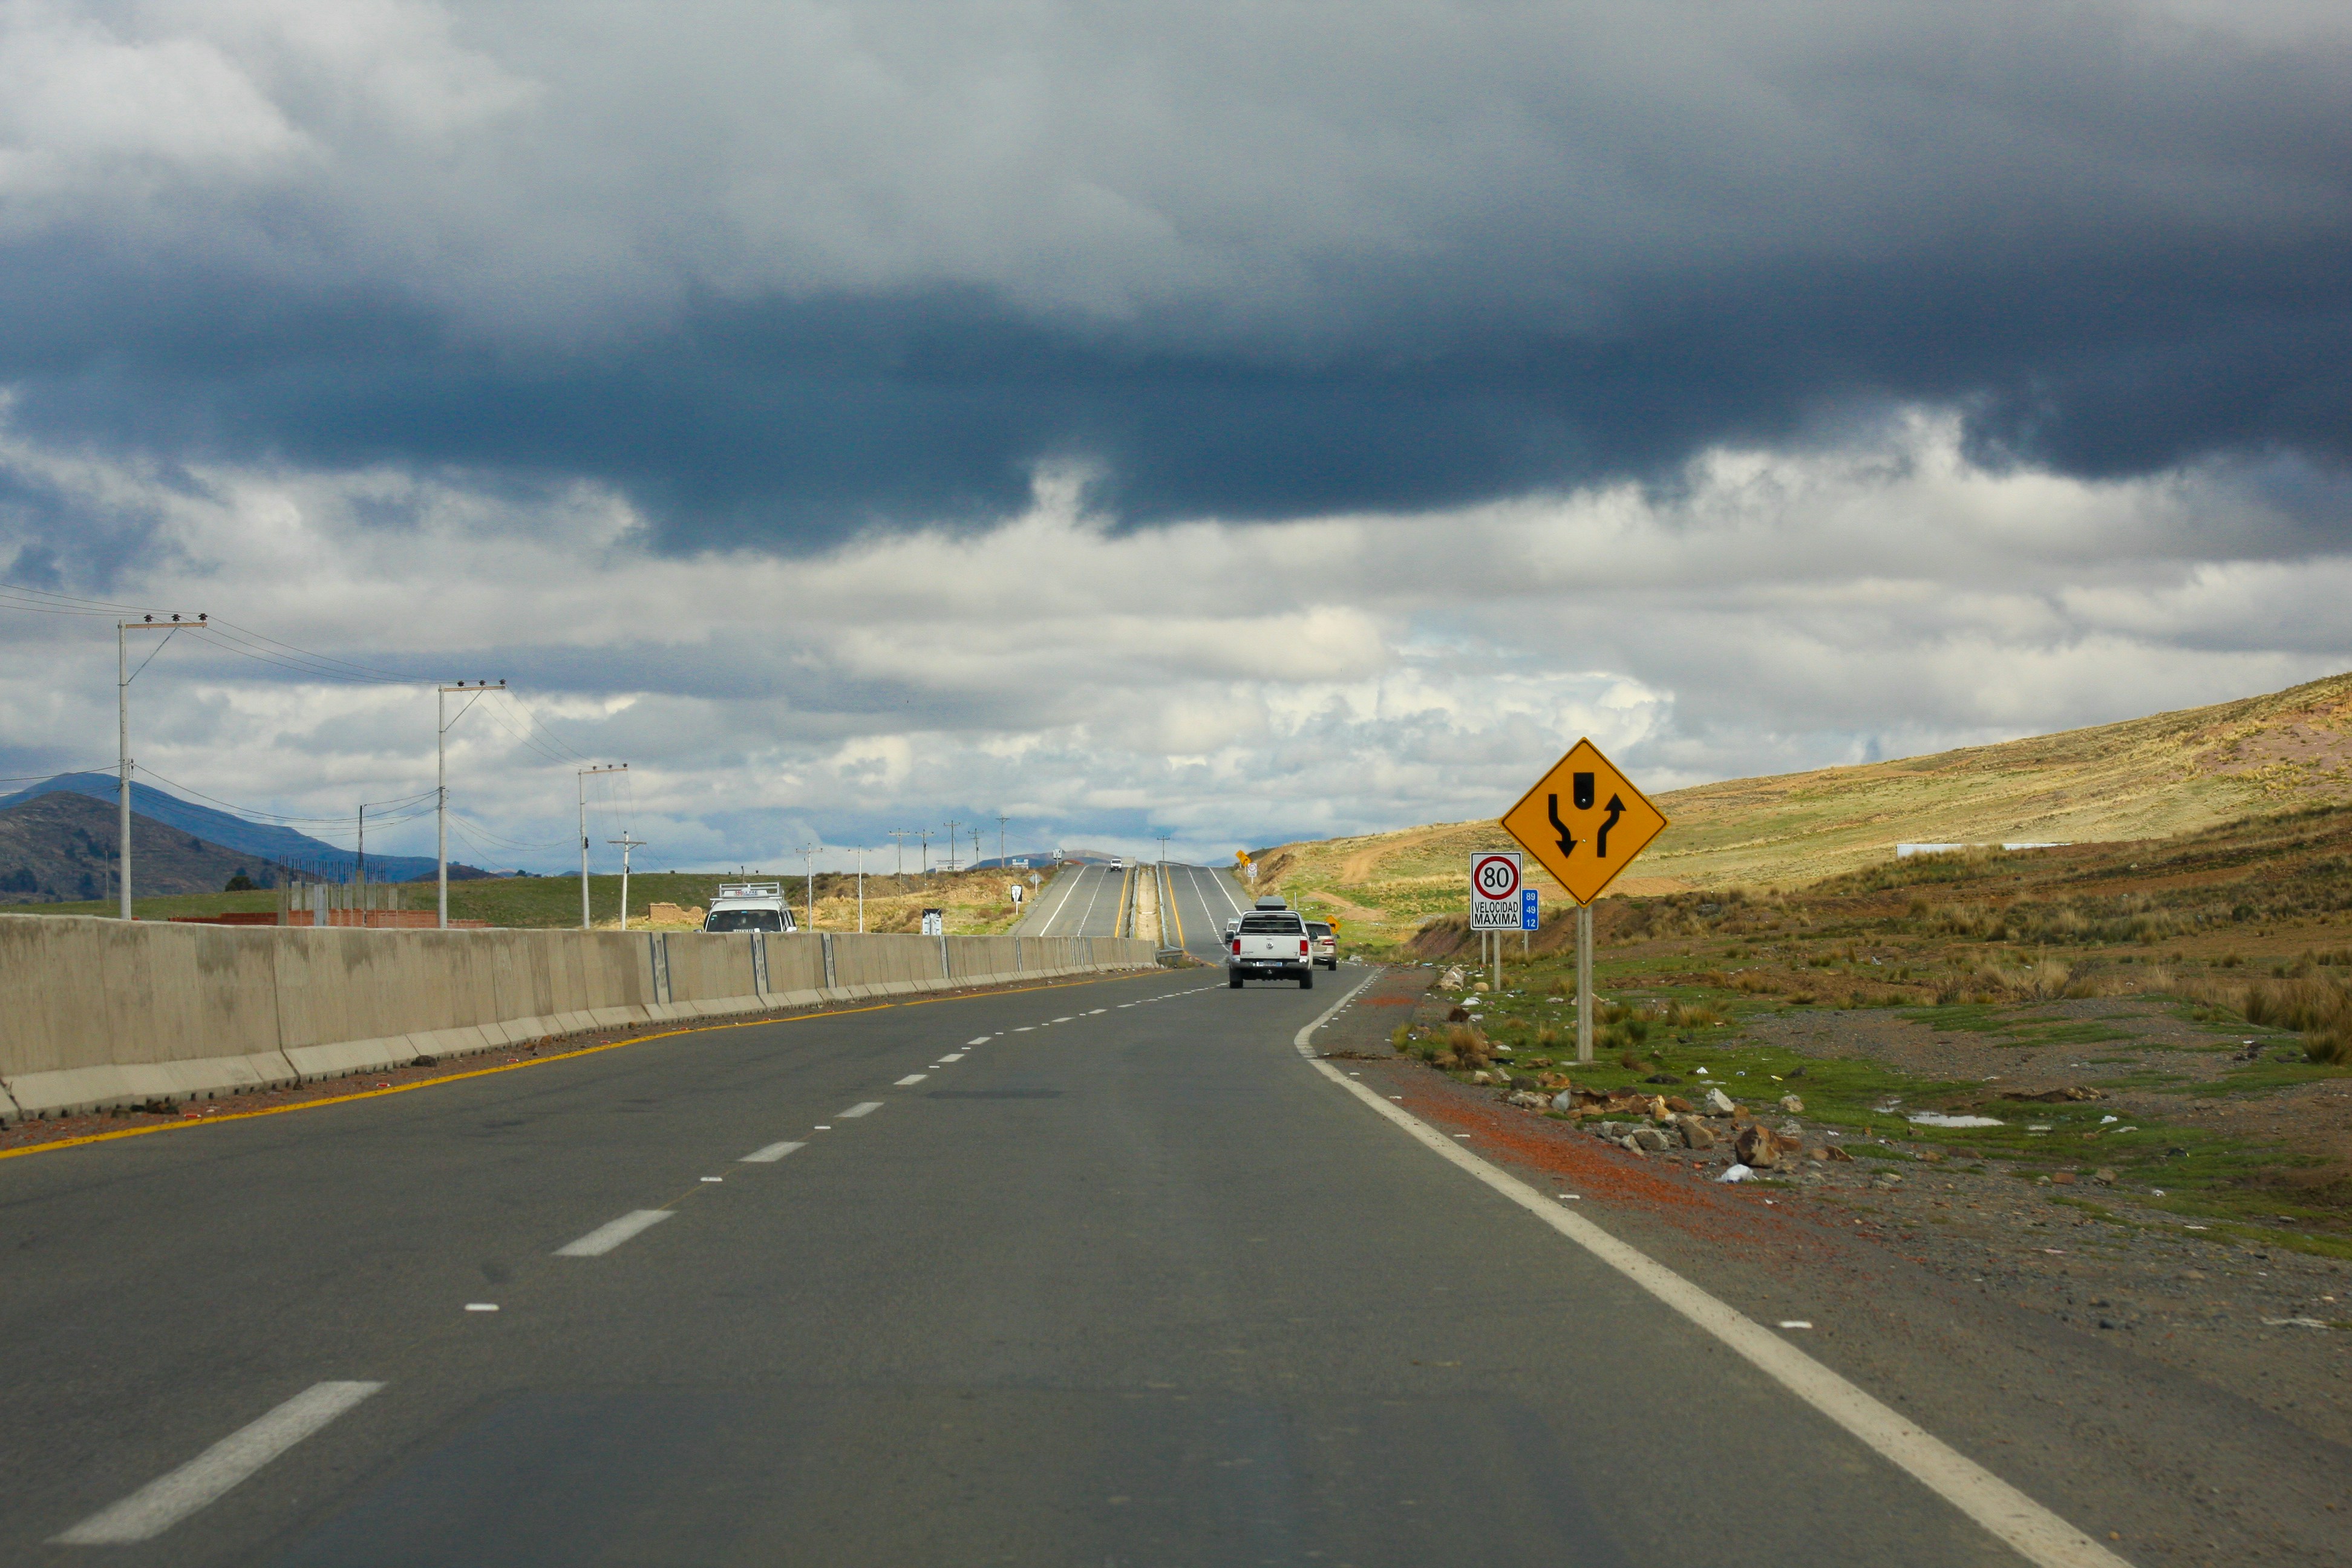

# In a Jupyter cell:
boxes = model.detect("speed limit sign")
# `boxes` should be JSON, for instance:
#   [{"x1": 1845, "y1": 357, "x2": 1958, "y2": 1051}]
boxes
[{"x1": 1469, "y1": 852, "x2": 1523, "y2": 929}]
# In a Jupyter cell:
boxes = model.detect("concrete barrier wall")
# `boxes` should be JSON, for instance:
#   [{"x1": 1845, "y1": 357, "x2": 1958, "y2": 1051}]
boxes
[{"x1": 0, "y1": 914, "x2": 1156, "y2": 1117}]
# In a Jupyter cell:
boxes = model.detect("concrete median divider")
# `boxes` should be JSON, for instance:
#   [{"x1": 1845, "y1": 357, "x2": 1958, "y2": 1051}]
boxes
[{"x1": 0, "y1": 913, "x2": 1157, "y2": 1119}]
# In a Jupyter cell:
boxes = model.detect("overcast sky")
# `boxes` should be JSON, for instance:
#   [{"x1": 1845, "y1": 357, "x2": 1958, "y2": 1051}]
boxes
[{"x1": 3, "y1": 0, "x2": 2348, "y2": 872}]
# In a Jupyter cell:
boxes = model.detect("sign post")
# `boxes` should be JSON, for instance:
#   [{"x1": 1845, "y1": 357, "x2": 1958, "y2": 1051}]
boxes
[{"x1": 1499, "y1": 738, "x2": 1670, "y2": 1063}]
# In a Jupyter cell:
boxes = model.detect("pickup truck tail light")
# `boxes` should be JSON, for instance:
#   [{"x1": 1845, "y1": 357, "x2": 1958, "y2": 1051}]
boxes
[
  {"x1": 1230, "y1": 938, "x2": 1240, "y2": 956},
  {"x1": 1299, "y1": 939, "x2": 1310, "y2": 956}
]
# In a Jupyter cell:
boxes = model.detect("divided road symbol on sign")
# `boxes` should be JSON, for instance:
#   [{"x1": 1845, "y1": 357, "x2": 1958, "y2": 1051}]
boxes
[{"x1": 1501, "y1": 737, "x2": 1668, "y2": 906}]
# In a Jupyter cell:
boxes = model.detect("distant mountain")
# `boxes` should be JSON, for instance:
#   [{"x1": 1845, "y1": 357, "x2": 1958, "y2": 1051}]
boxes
[
  {"x1": 0, "y1": 773, "x2": 441, "y2": 883},
  {"x1": 0, "y1": 791, "x2": 287, "y2": 903}
]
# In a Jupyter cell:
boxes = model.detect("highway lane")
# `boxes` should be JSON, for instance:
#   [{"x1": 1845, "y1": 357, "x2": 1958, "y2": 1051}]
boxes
[
  {"x1": 1161, "y1": 860, "x2": 1250, "y2": 961},
  {"x1": 0, "y1": 970, "x2": 2082, "y2": 1566},
  {"x1": 1010, "y1": 861, "x2": 1128, "y2": 939}
]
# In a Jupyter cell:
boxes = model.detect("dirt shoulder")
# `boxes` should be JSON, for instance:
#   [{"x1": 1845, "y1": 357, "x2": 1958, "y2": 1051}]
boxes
[{"x1": 1314, "y1": 967, "x2": 2351, "y2": 1568}]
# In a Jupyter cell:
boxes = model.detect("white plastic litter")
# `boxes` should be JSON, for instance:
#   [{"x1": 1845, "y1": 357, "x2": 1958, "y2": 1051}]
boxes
[
  {"x1": 1907, "y1": 1112, "x2": 2004, "y2": 1128},
  {"x1": 1717, "y1": 1163, "x2": 1754, "y2": 1183}
]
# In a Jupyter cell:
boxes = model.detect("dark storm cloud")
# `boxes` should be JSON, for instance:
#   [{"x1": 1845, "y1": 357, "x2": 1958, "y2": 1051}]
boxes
[{"x1": 2, "y1": 1, "x2": 2349, "y2": 550}]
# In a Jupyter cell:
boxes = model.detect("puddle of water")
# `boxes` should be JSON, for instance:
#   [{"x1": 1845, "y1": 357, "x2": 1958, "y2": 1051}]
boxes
[{"x1": 1907, "y1": 1111, "x2": 2005, "y2": 1128}]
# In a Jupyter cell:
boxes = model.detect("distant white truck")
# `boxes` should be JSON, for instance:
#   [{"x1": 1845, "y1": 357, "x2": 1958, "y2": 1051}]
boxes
[
  {"x1": 702, "y1": 881, "x2": 797, "y2": 933},
  {"x1": 1227, "y1": 896, "x2": 1313, "y2": 990}
]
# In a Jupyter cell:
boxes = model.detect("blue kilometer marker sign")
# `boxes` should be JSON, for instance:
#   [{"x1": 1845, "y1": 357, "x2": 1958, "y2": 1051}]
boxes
[{"x1": 1520, "y1": 887, "x2": 1539, "y2": 930}]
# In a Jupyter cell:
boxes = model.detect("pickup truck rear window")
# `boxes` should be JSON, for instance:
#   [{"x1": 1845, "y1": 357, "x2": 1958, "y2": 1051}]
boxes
[
  {"x1": 1238, "y1": 915, "x2": 1305, "y2": 934},
  {"x1": 705, "y1": 909, "x2": 787, "y2": 932}
]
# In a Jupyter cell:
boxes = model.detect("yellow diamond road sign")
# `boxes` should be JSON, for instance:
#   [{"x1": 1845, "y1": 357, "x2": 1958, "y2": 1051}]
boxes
[{"x1": 1500, "y1": 737, "x2": 1670, "y2": 906}]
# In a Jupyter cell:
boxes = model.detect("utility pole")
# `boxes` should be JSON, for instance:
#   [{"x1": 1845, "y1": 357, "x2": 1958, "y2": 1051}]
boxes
[
  {"x1": 577, "y1": 763, "x2": 627, "y2": 928},
  {"x1": 116, "y1": 613, "x2": 203, "y2": 919},
  {"x1": 971, "y1": 827, "x2": 982, "y2": 869},
  {"x1": 357, "y1": 803, "x2": 365, "y2": 904},
  {"x1": 918, "y1": 829, "x2": 932, "y2": 875},
  {"x1": 1158, "y1": 834, "x2": 1170, "y2": 864},
  {"x1": 854, "y1": 846, "x2": 865, "y2": 932},
  {"x1": 889, "y1": 829, "x2": 910, "y2": 876},
  {"x1": 996, "y1": 812, "x2": 1009, "y2": 869},
  {"x1": 607, "y1": 831, "x2": 646, "y2": 930},
  {"x1": 944, "y1": 819, "x2": 959, "y2": 873},
  {"x1": 437, "y1": 680, "x2": 503, "y2": 929},
  {"x1": 800, "y1": 843, "x2": 820, "y2": 929}
]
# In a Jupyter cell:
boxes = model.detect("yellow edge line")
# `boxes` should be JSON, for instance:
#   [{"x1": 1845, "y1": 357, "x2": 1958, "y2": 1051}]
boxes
[{"x1": 0, "y1": 971, "x2": 1148, "y2": 1166}]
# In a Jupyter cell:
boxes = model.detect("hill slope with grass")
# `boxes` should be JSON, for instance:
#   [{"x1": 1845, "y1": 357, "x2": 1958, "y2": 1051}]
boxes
[{"x1": 1259, "y1": 670, "x2": 2352, "y2": 944}]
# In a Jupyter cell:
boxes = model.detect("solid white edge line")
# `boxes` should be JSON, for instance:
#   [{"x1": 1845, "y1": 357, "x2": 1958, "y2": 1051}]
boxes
[
  {"x1": 740, "y1": 1141, "x2": 806, "y2": 1163},
  {"x1": 53, "y1": 1381, "x2": 384, "y2": 1544},
  {"x1": 838, "y1": 1101, "x2": 884, "y2": 1119},
  {"x1": 554, "y1": 1209, "x2": 675, "y2": 1257},
  {"x1": 1291, "y1": 975, "x2": 2132, "y2": 1568}
]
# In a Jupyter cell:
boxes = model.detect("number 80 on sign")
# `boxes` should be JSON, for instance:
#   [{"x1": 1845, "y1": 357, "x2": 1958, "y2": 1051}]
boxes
[{"x1": 1469, "y1": 852, "x2": 1524, "y2": 930}]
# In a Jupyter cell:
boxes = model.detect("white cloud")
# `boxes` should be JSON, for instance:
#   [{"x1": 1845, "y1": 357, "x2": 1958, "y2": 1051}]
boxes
[{"x1": 1, "y1": 405, "x2": 2347, "y2": 869}]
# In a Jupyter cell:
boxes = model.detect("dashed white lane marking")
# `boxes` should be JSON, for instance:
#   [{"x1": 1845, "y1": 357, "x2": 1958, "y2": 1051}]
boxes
[
  {"x1": 699, "y1": 1177, "x2": 724, "y2": 1183},
  {"x1": 838, "y1": 1101, "x2": 884, "y2": 1119},
  {"x1": 1014, "y1": 1027, "x2": 1034, "y2": 1032},
  {"x1": 53, "y1": 1380, "x2": 384, "y2": 1544},
  {"x1": 740, "y1": 1141, "x2": 806, "y2": 1163},
  {"x1": 555, "y1": 1209, "x2": 674, "y2": 1257},
  {"x1": 968, "y1": 1037, "x2": 990, "y2": 1045},
  {"x1": 1293, "y1": 980, "x2": 2131, "y2": 1568},
  {"x1": 895, "y1": 1073, "x2": 928, "y2": 1085},
  {"x1": 1052, "y1": 1016, "x2": 1074, "y2": 1022},
  {"x1": 465, "y1": 1302, "x2": 500, "y2": 1311},
  {"x1": 939, "y1": 1052, "x2": 965, "y2": 1062},
  {"x1": 1087, "y1": 1008, "x2": 1106, "y2": 1014}
]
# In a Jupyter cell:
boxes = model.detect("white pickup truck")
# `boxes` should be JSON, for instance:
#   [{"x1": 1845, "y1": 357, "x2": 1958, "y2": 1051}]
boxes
[{"x1": 1227, "y1": 897, "x2": 1313, "y2": 989}]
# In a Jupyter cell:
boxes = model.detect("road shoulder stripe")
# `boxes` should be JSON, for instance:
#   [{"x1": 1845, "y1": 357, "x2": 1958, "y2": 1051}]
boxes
[{"x1": 1293, "y1": 973, "x2": 2130, "y2": 1568}]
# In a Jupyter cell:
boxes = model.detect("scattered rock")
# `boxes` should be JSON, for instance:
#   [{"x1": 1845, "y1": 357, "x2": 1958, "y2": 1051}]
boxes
[
  {"x1": 1645, "y1": 1073, "x2": 1682, "y2": 1085},
  {"x1": 1473, "y1": 982, "x2": 1491, "y2": 993},
  {"x1": 1507, "y1": 1090, "x2": 1550, "y2": 1109},
  {"x1": 1774, "y1": 1119, "x2": 1804, "y2": 1140},
  {"x1": 2093, "y1": 1168, "x2": 2117, "y2": 1185},
  {"x1": 1618, "y1": 1134, "x2": 1648, "y2": 1157},
  {"x1": 1823, "y1": 1145, "x2": 1853, "y2": 1162},
  {"x1": 1446, "y1": 1005, "x2": 1471, "y2": 1022},
  {"x1": 1664, "y1": 1096, "x2": 1694, "y2": 1114},
  {"x1": 1872, "y1": 1173, "x2": 1904, "y2": 1190},
  {"x1": 1916, "y1": 1149, "x2": 1944, "y2": 1163},
  {"x1": 1779, "y1": 1094, "x2": 1805, "y2": 1114},
  {"x1": 1701, "y1": 1088, "x2": 1737, "y2": 1116},
  {"x1": 1805, "y1": 1146, "x2": 1829, "y2": 1161},
  {"x1": 413, "y1": 1054, "x2": 437, "y2": 1068},
  {"x1": 2051, "y1": 1171, "x2": 2077, "y2": 1185},
  {"x1": 1678, "y1": 1117, "x2": 1717, "y2": 1150},
  {"x1": 2000, "y1": 1086, "x2": 2105, "y2": 1103},
  {"x1": 1733, "y1": 1123, "x2": 1782, "y2": 1168},
  {"x1": 1630, "y1": 1127, "x2": 1670, "y2": 1152},
  {"x1": 1471, "y1": 1070, "x2": 1495, "y2": 1086},
  {"x1": 1439, "y1": 967, "x2": 1466, "y2": 990}
]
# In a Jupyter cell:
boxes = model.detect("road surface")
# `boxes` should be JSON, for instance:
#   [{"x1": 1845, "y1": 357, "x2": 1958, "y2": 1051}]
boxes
[
  {"x1": 1157, "y1": 861, "x2": 1251, "y2": 961},
  {"x1": 0, "y1": 966, "x2": 2159, "y2": 1567},
  {"x1": 1010, "y1": 861, "x2": 1129, "y2": 939}
]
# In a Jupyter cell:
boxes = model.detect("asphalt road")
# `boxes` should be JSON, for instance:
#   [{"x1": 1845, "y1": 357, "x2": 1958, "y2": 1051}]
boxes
[
  {"x1": 1, "y1": 971, "x2": 2082, "y2": 1567},
  {"x1": 1011, "y1": 862, "x2": 1129, "y2": 939},
  {"x1": 1158, "y1": 861, "x2": 1250, "y2": 961}
]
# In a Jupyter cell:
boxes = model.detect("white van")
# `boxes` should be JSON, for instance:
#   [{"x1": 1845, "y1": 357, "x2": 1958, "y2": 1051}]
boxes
[{"x1": 702, "y1": 881, "x2": 797, "y2": 933}]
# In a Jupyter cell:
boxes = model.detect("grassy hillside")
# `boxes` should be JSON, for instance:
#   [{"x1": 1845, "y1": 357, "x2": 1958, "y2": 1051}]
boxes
[{"x1": 1257, "y1": 670, "x2": 2352, "y2": 946}]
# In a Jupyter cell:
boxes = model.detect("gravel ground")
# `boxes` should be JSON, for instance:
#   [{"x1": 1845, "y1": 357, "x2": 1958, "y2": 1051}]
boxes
[{"x1": 1315, "y1": 967, "x2": 2352, "y2": 1567}]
